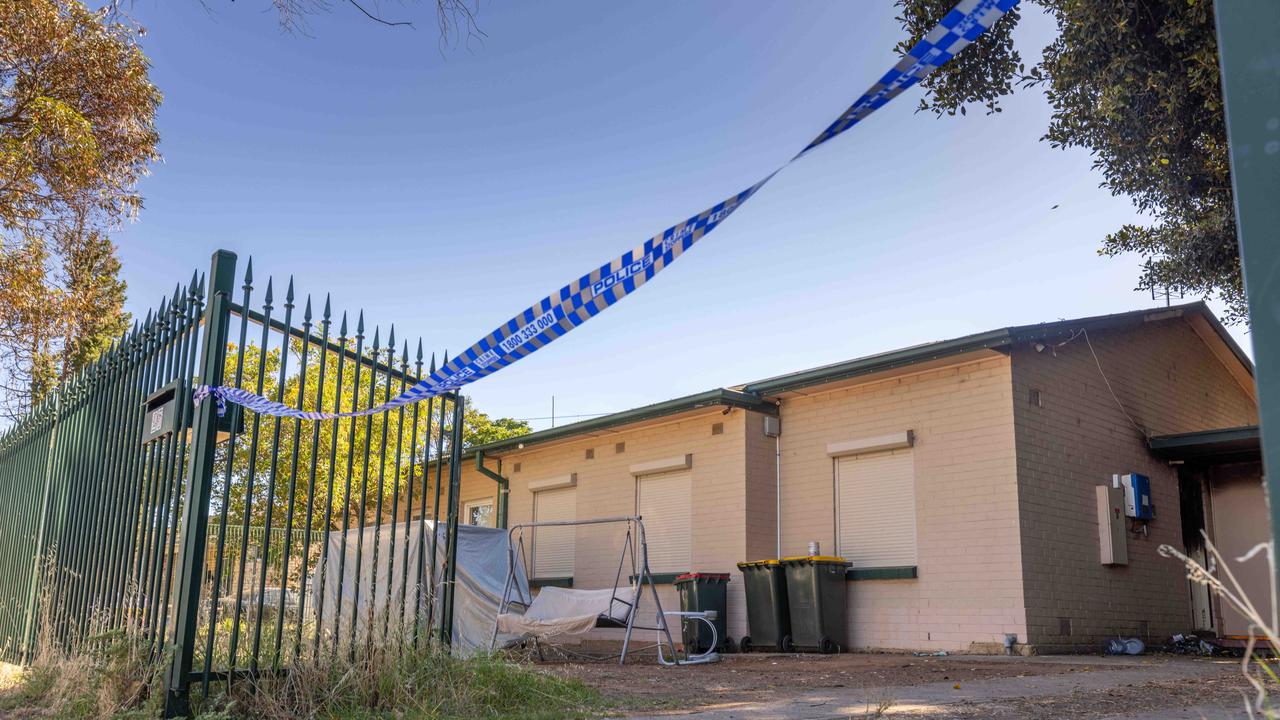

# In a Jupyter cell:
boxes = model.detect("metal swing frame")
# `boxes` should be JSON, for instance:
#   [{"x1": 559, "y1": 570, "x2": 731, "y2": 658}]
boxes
[{"x1": 491, "y1": 516, "x2": 716, "y2": 666}]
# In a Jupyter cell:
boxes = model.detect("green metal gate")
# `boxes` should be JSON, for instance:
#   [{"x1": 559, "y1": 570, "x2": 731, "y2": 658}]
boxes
[{"x1": 0, "y1": 250, "x2": 470, "y2": 717}]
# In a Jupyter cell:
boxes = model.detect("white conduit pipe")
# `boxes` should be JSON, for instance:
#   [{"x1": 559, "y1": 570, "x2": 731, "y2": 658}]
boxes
[{"x1": 775, "y1": 402, "x2": 782, "y2": 559}]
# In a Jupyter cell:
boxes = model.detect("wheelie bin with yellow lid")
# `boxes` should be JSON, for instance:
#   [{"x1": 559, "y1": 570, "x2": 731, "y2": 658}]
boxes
[
  {"x1": 779, "y1": 555, "x2": 849, "y2": 653},
  {"x1": 735, "y1": 560, "x2": 790, "y2": 652}
]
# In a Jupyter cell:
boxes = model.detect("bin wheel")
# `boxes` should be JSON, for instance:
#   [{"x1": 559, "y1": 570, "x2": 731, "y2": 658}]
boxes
[
  {"x1": 740, "y1": 636, "x2": 753, "y2": 653},
  {"x1": 781, "y1": 635, "x2": 795, "y2": 653},
  {"x1": 819, "y1": 636, "x2": 839, "y2": 654},
  {"x1": 722, "y1": 637, "x2": 737, "y2": 654}
]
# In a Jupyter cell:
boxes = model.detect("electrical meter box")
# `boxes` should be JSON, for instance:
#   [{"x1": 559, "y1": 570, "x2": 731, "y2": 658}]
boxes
[{"x1": 1119, "y1": 473, "x2": 1154, "y2": 520}]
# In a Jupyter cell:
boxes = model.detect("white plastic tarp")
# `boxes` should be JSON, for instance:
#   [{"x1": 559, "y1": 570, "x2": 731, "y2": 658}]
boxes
[
  {"x1": 310, "y1": 520, "x2": 529, "y2": 656},
  {"x1": 495, "y1": 585, "x2": 635, "y2": 641}
]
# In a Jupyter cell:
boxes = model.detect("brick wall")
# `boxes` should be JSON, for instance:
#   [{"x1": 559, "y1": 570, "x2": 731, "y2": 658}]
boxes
[
  {"x1": 1010, "y1": 316, "x2": 1257, "y2": 651},
  {"x1": 775, "y1": 356, "x2": 1025, "y2": 652},
  {"x1": 414, "y1": 407, "x2": 755, "y2": 640},
  {"x1": 744, "y1": 410, "x2": 780, "y2": 564}
]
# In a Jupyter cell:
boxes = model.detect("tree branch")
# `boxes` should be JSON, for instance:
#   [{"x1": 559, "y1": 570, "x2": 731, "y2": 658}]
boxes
[{"x1": 347, "y1": 0, "x2": 413, "y2": 28}]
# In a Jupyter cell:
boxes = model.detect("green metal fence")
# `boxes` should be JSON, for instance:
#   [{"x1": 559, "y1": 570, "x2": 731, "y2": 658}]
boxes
[
  {"x1": 0, "y1": 250, "x2": 470, "y2": 717},
  {"x1": 0, "y1": 271, "x2": 205, "y2": 663}
]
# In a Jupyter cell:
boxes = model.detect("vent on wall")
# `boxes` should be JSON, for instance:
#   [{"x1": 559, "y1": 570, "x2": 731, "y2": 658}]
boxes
[
  {"x1": 763, "y1": 416, "x2": 781, "y2": 438},
  {"x1": 513, "y1": 462, "x2": 521, "y2": 473},
  {"x1": 711, "y1": 422, "x2": 724, "y2": 436},
  {"x1": 615, "y1": 442, "x2": 626, "y2": 454},
  {"x1": 584, "y1": 448, "x2": 594, "y2": 460}
]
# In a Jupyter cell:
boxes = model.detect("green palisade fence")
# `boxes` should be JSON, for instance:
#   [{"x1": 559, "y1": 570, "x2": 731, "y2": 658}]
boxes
[{"x1": 0, "y1": 250, "x2": 468, "y2": 718}]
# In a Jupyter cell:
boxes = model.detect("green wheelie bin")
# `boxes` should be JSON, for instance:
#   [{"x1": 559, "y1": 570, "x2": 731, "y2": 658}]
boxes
[
  {"x1": 674, "y1": 573, "x2": 731, "y2": 653},
  {"x1": 779, "y1": 556, "x2": 849, "y2": 653},
  {"x1": 735, "y1": 560, "x2": 791, "y2": 652}
]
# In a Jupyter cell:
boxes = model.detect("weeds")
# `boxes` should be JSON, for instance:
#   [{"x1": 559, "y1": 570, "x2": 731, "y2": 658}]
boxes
[
  {"x1": 855, "y1": 694, "x2": 895, "y2": 719},
  {"x1": 2, "y1": 608, "x2": 607, "y2": 719},
  {"x1": 204, "y1": 644, "x2": 608, "y2": 719},
  {"x1": 0, "y1": 623, "x2": 167, "y2": 719},
  {"x1": 1160, "y1": 534, "x2": 1280, "y2": 719}
]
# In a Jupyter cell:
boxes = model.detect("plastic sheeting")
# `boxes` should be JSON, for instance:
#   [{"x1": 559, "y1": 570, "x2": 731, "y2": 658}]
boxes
[
  {"x1": 310, "y1": 520, "x2": 529, "y2": 656},
  {"x1": 496, "y1": 585, "x2": 636, "y2": 641}
]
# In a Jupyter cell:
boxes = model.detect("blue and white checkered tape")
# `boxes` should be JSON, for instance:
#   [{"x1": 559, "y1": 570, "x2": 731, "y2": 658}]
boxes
[{"x1": 195, "y1": 0, "x2": 1018, "y2": 420}]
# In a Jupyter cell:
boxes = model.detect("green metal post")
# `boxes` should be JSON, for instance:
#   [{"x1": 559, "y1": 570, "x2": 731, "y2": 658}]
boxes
[
  {"x1": 475, "y1": 450, "x2": 509, "y2": 529},
  {"x1": 164, "y1": 250, "x2": 236, "y2": 718},
  {"x1": 497, "y1": 458, "x2": 506, "y2": 530},
  {"x1": 439, "y1": 394, "x2": 465, "y2": 647},
  {"x1": 425, "y1": 377, "x2": 447, "y2": 635},
  {"x1": 1214, "y1": 2, "x2": 1280, "y2": 588}
]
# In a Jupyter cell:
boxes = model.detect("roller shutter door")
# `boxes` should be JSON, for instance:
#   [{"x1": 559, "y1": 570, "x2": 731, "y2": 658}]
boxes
[
  {"x1": 835, "y1": 449, "x2": 917, "y2": 568},
  {"x1": 636, "y1": 471, "x2": 691, "y2": 574},
  {"x1": 534, "y1": 487, "x2": 576, "y2": 578}
]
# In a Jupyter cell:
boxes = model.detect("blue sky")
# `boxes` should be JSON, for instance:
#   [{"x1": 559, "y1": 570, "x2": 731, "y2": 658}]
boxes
[{"x1": 113, "y1": 1, "x2": 1243, "y2": 430}]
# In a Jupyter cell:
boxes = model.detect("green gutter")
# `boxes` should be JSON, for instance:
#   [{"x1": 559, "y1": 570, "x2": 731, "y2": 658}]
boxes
[
  {"x1": 471, "y1": 388, "x2": 778, "y2": 455},
  {"x1": 1149, "y1": 425, "x2": 1260, "y2": 451},
  {"x1": 1148, "y1": 425, "x2": 1261, "y2": 462}
]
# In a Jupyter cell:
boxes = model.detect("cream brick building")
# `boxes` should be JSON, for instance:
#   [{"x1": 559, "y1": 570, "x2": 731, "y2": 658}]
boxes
[{"x1": 420, "y1": 303, "x2": 1265, "y2": 654}]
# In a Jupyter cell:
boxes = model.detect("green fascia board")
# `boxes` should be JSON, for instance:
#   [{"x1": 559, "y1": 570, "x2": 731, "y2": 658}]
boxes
[
  {"x1": 529, "y1": 577, "x2": 573, "y2": 589},
  {"x1": 1148, "y1": 425, "x2": 1261, "y2": 461},
  {"x1": 846, "y1": 566, "x2": 917, "y2": 581},
  {"x1": 630, "y1": 572, "x2": 686, "y2": 585},
  {"x1": 470, "y1": 389, "x2": 777, "y2": 455}
]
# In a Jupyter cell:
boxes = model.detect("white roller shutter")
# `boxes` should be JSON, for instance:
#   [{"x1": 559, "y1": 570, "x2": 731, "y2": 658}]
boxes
[
  {"x1": 533, "y1": 487, "x2": 576, "y2": 578},
  {"x1": 636, "y1": 471, "x2": 691, "y2": 573},
  {"x1": 835, "y1": 449, "x2": 917, "y2": 568}
]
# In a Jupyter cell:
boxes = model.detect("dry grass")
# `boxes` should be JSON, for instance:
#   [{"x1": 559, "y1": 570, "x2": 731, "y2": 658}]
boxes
[
  {"x1": 1161, "y1": 535, "x2": 1280, "y2": 719},
  {"x1": 2, "y1": 638, "x2": 609, "y2": 719},
  {"x1": 0, "y1": 629, "x2": 167, "y2": 719},
  {"x1": 1, "y1": 596, "x2": 608, "y2": 720},
  {"x1": 199, "y1": 645, "x2": 610, "y2": 719},
  {"x1": 856, "y1": 694, "x2": 895, "y2": 718}
]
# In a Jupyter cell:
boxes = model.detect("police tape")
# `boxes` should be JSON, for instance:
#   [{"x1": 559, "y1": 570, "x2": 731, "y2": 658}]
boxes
[{"x1": 197, "y1": 0, "x2": 1018, "y2": 420}]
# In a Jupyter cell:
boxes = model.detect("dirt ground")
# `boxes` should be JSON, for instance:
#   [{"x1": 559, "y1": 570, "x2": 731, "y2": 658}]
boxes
[
  {"x1": 535, "y1": 652, "x2": 1263, "y2": 719},
  {"x1": 537, "y1": 652, "x2": 1096, "y2": 704}
]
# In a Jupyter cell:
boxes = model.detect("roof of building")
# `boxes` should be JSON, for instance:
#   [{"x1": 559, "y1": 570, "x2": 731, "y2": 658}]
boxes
[{"x1": 472, "y1": 302, "x2": 1248, "y2": 455}]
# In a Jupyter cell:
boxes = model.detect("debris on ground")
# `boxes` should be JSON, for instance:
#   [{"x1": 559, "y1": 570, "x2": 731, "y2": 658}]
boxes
[{"x1": 1104, "y1": 637, "x2": 1146, "y2": 655}]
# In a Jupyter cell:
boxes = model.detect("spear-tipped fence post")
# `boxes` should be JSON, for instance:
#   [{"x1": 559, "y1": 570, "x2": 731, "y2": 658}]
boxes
[
  {"x1": 439, "y1": 393, "x2": 465, "y2": 648},
  {"x1": 163, "y1": 250, "x2": 236, "y2": 718}
]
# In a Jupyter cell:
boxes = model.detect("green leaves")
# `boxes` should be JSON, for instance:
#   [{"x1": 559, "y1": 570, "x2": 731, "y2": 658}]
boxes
[
  {"x1": 0, "y1": 0, "x2": 155, "y2": 415},
  {"x1": 0, "y1": 0, "x2": 160, "y2": 234},
  {"x1": 0, "y1": 231, "x2": 129, "y2": 419},
  {"x1": 213, "y1": 341, "x2": 530, "y2": 533},
  {"x1": 896, "y1": 0, "x2": 1024, "y2": 117},
  {"x1": 895, "y1": 0, "x2": 1244, "y2": 322}
]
